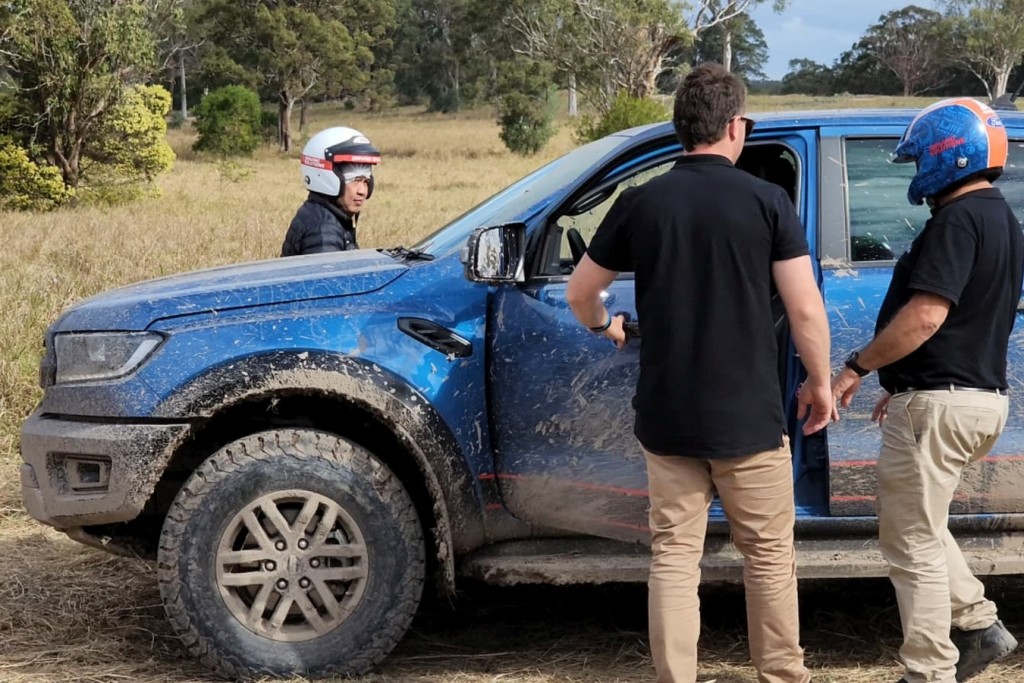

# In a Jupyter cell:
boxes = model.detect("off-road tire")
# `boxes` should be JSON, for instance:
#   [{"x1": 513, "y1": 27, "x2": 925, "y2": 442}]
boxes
[{"x1": 157, "y1": 429, "x2": 425, "y2": 680}]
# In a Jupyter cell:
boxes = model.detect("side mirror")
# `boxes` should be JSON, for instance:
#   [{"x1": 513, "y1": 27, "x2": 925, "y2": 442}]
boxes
[{"x1": 462, "y1": 223, "x2": 527, "y2": 284}]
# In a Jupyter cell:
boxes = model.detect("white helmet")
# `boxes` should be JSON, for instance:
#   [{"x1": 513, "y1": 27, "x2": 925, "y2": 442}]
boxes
[{"x1": 300, "y1": 126, "x2": 381, "y2": 198}]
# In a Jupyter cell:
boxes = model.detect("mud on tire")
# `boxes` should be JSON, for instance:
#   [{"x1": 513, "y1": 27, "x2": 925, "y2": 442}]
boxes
[{"x1": 157, "y1": 429, "x2": 425, "y2": 680}]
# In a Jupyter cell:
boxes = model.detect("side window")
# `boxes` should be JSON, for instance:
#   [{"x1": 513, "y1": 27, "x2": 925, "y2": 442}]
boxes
[
  {"x1": 845, "y1": 138, "x2": 1024, "y2": 262},
  {"x1": 541, "y1": 141, "x2": 802, "y2": 276},
  {"x1": 844, "y1": 139, "x2": 929, "y2": 262},
  {"x1": 554, "y1": 158, "x2": 677, "y2": 262},
  {"x1": 1001, "y1": 141, "x2": 1024, "y2": 218}
]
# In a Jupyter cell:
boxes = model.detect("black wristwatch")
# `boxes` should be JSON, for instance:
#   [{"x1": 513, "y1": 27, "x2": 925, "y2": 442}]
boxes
[{"x1": 844, "y1": 350, "x2": 871, "y2": 378}]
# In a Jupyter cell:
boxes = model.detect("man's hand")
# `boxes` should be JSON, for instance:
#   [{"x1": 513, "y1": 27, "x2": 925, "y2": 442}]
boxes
[
  {"x1": 604, "y1": 315, "x2": 627, "y2": 350},
  {"x1": 871, "y1": 392, "x2": 892, "y2": 425},
  {"x1": 797, "y1": 378, "x2": 836, "y2": 435},
  {"x1": 832, "y1": 367, "x2": 863, "y2": 409}
]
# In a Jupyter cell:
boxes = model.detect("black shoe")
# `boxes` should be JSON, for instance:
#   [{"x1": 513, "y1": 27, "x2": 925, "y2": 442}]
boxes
[{"x1": 952, "y1": 619, "x2": 1019, "y2": 681}]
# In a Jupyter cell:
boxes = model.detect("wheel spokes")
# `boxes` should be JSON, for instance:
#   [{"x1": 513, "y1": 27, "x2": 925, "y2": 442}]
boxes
[
  {"x1": 242, "y1": 510, "x2": 274, "y2": 550},
  {"x1": 259, "y1": 500, "x2": 295, "y2": 541},
  {"x1": 312, "y1": 565, "x2": 367, "y2": 583},
  {"x1": 216, "y1": 489, "x2": 370, "y2": 643}
]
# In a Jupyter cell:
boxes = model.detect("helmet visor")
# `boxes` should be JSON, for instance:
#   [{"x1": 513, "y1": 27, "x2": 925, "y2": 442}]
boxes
[{"x1": 339, "y1": 163, "x2": 373, "y2": 183}]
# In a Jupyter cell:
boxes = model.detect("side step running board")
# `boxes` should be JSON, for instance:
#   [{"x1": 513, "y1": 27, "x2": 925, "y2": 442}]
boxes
[{"x1": 459, "y1": 534, "x2": 1024, "y2": 585}]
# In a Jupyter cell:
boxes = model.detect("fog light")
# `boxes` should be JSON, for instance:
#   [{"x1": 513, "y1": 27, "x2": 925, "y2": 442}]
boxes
[{"x1": 64, "y1": 456, "x2": 111, "y2": 492}]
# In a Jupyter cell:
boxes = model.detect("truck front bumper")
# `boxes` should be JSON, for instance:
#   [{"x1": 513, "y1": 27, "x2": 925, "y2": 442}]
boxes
[{"x1": 20, "y1": 410, "x2": 190, "y2": 529}]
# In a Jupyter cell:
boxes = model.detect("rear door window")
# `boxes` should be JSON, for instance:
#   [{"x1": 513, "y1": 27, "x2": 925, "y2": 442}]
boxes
[{"x1": 844, "y1": 138, "x2": 1024, "y2": 262}]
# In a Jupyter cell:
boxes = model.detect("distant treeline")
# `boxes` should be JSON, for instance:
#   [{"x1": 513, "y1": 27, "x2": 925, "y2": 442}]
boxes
[{"x1": 2, "y1": 1, "x2": 1023, "y2": 206}]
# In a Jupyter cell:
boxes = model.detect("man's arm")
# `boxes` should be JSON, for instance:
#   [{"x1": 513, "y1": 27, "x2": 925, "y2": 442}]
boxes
[
  {"x1": 832, "y1": 291, "x2": 951, "y2": 406},
  {"x1": 773, "y1": 256, "x2": 831, "y2": 382},
  {"x1": 772, "y1": 255, "x2": 835, "y2": 433},
  {"x1": 567, "y1": 255, "x2": 626, "y2": 346},
  {"x1": 855, "y1": 292, "x2": 950, "y2": 370}
]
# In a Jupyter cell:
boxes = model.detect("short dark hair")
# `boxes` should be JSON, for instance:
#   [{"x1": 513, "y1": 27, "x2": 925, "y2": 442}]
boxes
[{"x1": 673, "y1": 63, "x2": 746, "y2": 151}]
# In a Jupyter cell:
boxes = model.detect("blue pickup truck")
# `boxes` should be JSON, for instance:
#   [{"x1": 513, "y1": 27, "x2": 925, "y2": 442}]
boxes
[{"x1": 19, "y1": 108, "x2": 1024, "y2": 680}]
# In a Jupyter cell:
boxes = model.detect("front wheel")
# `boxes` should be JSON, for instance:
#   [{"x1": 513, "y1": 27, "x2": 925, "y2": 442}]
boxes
[{"x1": 157, "y1": 429, "x2": 424, "y2": 679}]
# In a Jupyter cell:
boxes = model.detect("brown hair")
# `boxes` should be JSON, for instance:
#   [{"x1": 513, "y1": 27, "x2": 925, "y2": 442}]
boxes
[{"x1": 673, "y1": 63, "x2": 746, "y2": 152}]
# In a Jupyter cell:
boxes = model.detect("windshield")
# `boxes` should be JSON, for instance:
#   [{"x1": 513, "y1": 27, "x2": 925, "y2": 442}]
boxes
[{"x1": 413, "y1": 135, "x2": 626, "y2": 257}]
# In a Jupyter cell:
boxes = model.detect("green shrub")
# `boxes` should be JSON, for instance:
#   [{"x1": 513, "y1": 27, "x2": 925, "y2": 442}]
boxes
[
  {"x1": 92, "y1": 85, "x2": 176, "y2": 180},
  {"x1": 167, "y1": 110, "x2": 187, "y2": 129},
  {"x1": 216, "y1": 159, "x2": 255, "y2": 183},
  {"x1": 79, "y1": 84, "x2": 176, "y2": 205},
  {"x1": 260, "y1": 108, "x2": 279, "y2": 146},
  {"x1": 575, "y1": 92, "x2": 670, "y2": 144},
  {"x1": 0, "y1": 136, "x2": 74, "y2": 211},
  {"x1": 193, "y1": 86, "x2": 264, "y2": 157},
  {"x1": 498, "y1": 92, "x2": 555, "y2": 157}
]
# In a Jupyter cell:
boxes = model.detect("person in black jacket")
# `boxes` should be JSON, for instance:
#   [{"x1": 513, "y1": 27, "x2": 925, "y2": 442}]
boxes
[{"x1": 281, "y1": 126, "x2": 381, "y2": 256}]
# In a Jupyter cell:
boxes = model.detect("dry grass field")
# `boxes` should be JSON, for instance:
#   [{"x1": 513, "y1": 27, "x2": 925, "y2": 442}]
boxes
[{"x1": 2, "y1": 94, "x2": 1023, "y2": 682}]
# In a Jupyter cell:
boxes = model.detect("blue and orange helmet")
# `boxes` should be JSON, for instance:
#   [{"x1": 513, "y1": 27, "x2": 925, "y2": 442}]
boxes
[{"x1": 893, "y1": 97, "x2": 1008, "y2": 205}]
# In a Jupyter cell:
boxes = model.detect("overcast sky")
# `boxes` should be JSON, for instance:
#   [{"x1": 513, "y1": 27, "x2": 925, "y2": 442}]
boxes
[{"x1": 748, "y1": 1, "x2": 924, "y2": 80}]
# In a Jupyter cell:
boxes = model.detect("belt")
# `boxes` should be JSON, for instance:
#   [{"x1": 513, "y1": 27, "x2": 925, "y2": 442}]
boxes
[{"x1": 891, "y1": 384, "x2": 1007, "y2": 396}]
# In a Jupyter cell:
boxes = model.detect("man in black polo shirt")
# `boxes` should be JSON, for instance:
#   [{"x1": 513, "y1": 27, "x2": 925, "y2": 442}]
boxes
[
  {"x1": 832, "y1": 98, "x2": 1023, "y2": 683},
  {"x1": 566, "y1": 63, "x2": 833, "y2": 683}
]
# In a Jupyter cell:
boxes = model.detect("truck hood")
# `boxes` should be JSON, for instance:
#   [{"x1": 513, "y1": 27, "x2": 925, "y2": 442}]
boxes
[{"x1": 53, "y1": 250, "x2": 410, "y2": 332}]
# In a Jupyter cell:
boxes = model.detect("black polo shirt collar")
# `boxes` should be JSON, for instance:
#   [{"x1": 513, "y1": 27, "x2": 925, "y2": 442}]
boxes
[
  {"x1": 676, "y1": 153, "x2": 735, "y2": 168},
  {"x1": 933, "y1": 187, "x2": 1003, "y2": 215}
]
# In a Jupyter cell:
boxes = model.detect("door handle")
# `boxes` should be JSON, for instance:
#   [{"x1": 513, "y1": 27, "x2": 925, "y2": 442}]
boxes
[{"x1": 614, "y1": 311, "x2": 641, "y2": 339}]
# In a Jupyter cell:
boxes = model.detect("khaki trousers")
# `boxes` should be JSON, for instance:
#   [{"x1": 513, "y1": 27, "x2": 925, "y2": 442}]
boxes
[
  {"x1": 877, "y1": 389, "x2": 1008, "y2": 683},
  {"x1": 645, "y1": 440, "x2": 809, "y2": 683}
]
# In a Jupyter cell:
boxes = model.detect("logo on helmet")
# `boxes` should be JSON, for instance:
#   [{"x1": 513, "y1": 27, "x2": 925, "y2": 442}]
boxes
[
  {"x1": 929, "y1": 136, "x2": 966, "y2": 156},
  {"x1": 987, "y1": 115, "x2": 1005, "y2": 127},
  {"x1": 301, "y1": 154, "x2": 333, "y2": 170}
]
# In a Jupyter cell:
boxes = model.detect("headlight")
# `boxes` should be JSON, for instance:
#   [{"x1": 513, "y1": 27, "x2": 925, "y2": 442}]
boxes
[{"x1": 54, "y1": 332, "x2": 164, "y2": 384}]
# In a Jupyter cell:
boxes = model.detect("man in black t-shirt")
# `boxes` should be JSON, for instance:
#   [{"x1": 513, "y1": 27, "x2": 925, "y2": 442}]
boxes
[
  {"x1": 832, "y1": 98, "x2": 1023, "y2": 683},
  {"x1": 566, "y1": 63, "x2": 833, "y2": 683}
]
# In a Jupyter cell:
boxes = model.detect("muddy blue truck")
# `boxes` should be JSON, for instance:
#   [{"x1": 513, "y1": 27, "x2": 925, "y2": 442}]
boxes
[{"x1": 19, "y1": 108, "x2": 1024, "y2": 679}]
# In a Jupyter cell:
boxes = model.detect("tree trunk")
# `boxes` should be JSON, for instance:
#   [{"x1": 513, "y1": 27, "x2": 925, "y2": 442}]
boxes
[
  {"x1": 179, "y1": 55, "x2": 188, "y2": 119},
  {"x1": 452, "y1": 61, "x2": 461, "y2": 112},
  {"x1": 995, "y1": 65, "x2": 1011, "y2": 98},
  {"x1": 279, "y1": 91, "x2": 294, "y2": 153},
  {"x1": 50, "y1": 116, "x2": 80, "y2": 190},
  {"x1": 299, "y1": 99, "x2": 308, "y2": 137},
  {"x1": 636, "y1": 53, "x2": 662, "y2": 99},
  {"x1": 568, "y1": 72, "x2": 578, "y2": 118},
  {"x1": 53, "y1": 142, "x2": 80, "y2": 190},
  {"x1": 722, "y1": 27, "x2": 733, "y2": 72}
]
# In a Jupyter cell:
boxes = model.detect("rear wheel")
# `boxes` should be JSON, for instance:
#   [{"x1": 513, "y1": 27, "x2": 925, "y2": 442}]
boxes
[{"x1": 157, "y1": 429, "x2": 424, "y2": 679}]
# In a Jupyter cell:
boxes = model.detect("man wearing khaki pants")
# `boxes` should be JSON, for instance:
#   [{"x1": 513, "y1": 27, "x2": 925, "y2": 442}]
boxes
[
  {"x1": 567, "y1": 63, "x2": 834, "y2": 683},
  {"x1": 833, "y1": 98, "x2": 1023, "y2": 683}
]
